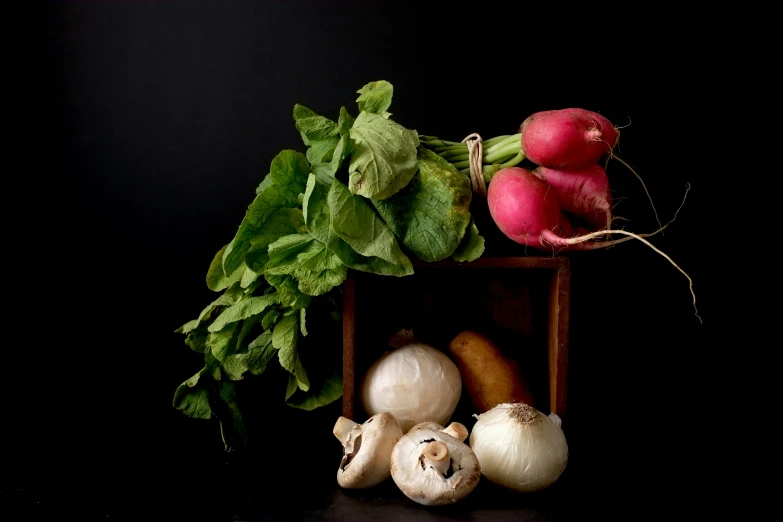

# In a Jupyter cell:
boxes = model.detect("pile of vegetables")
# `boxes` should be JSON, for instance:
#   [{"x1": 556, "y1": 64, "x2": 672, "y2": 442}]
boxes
[
  {"x1": 173, "y1": 80, "x2": 696, "y2": 451},
  {"x1": 338, "y1": 330, "x2": 568, "y2": 504}
]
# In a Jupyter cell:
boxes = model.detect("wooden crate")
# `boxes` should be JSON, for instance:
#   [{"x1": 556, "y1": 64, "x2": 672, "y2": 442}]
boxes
[{"x1": 341, "y1": 256, "x2": 570, "y2": 425}]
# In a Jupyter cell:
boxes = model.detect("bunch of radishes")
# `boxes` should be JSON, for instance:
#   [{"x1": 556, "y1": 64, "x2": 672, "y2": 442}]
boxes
[
  {"x1": 487, "y1": 108, "x2": 622, "y2": 250},
  {"x1": 486, "y1": 108, "x2": 699, "y2": 322}
]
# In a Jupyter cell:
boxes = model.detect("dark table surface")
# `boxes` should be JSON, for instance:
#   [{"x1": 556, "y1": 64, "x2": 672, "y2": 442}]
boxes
[{"x1": 2, "y1": 427, "x2": 718, "y2": 522}]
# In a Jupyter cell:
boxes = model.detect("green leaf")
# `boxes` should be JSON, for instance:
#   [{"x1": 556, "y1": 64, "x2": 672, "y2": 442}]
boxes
[
  {"x1": 222, "y1": 150, "x2": 309, "y2": 277},
  {"x1": 326, "y1": 230, "x2": 413, "y2": 277},
  {"x1": 306, "y1": 138, "x2": 339, "y2": 165},
  {"x1": 286, "y1": 371, "x2": 343, "y2": 411},
  {"x1": 293, "y1": 104, "x2": 339, "y2": 144},
  {"x1": 234, "y1": 315, "x2": 262, "y2": 353},
  {"x1": 356, "y1": 80, "x2": 393, "y2": 117},
  {"x1": 300, "y1": 308, "x2": 308, "y2": 336},
  {"x1": 206, "y1": 244, "x2": 232, "y2": 292},
  {"x1": 337, "y1": 106, "x2": 355, "y2": 134},
  {"x1": 293, "y1": 248, "x2": 347, "y2": 296},
  {"x1": 265, "y1": 274, "x2": 312, "y2": 310},
  {"x1": 293, "y1": 104, "x2": 343, "y2": 166},
  {"x1": 255, "y1": 173, "x2": 273, "y2": 195},
  {"x1": 244, "y1": 243, "x2": 270, "y2": 274},
  {"x1": 285, "y1": 374, "x2": 298, "y2": 401},
  {"x1": 237, "y1": 207, "x2": 306, "y2": 276},
  {"x1": 312, "y1": 134, "x2": 352, "y2": 183},
  {"x1": 184, "y1": 328, "x2": 208, "y2": 354},
  {"x1": 221, "y1": 354, "x2": 249, "y2": 381},
  {"x1": 207, "y1": 322, "x2": 240, "y2": 362},
  {"x1": 208, "y1": 294, "x2": 281, "y2": 333},
  {"x1": 264, "y1": 228, "x2": 347, "y2": 297},
  {"x1": 250, "y1": 208, "x2": 306, "y2": 248},
  {"x1": 372, "y1": 148, "x2": 472, "y2": 262},
  {"x1": 175, "y1": 282, "x2": 244, "y2": 334},
  {"x1": 273, "y1": 313, "x2": 309, "y2": 392},
  {"x1": 303, "y1": 174, "x2": 332, "y2": 244},
  {"x1": 348, "y1": 112, "x2": 420, "y2": 200},
  {"x1": 243, "y1": 330, "x2": 276, "y2": 375},
  {"x1": 272, "y1": 312, "x2": 298, "y2": 354},
  {"x1": 261, "y1": 308, "x2": 281, "y2": 330},
  {"x1": 266, "y1": 234, "x2": 317, "y2": 273},
  {"x1": 451, "y1": 219, "x2": 485, "y2": 262},
  {"x1": 303, "y1": 173, "x2": 409, "y2": 276},
  {"x1": 328, "y1": 179, "x2": 413, "y2": 269},
  {"x1": 173, "y1": 367, "x2": 213, "y2": 420},
  {"x1": 177, "y1": 319, "x2": 199, "y2": 335},
  {"x1": 240, "y1": 267, "x2": 258, "y2": 288}
]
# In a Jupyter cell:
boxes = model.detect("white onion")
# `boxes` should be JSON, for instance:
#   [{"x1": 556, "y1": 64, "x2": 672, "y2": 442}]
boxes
[
  {"x1": 470, "y1": 403, "x2": 568, "y2": 492},
  {"x1": 360, "y1": 342, "x2": 462, "y2": 433}
]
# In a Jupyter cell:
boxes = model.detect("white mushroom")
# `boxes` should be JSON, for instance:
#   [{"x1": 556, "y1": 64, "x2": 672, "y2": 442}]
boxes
[
  {"x1": 333, "y1": 412, "x2": 403, "y2": 489},
  {"x1": 390, "y1": 421, "x2": 481, "y2": 506}
]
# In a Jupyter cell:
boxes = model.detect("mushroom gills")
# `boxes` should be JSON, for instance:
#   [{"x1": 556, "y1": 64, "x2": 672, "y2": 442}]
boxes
[{"x1": 339, "y1": 432, "x2": 362, "y2": 471}]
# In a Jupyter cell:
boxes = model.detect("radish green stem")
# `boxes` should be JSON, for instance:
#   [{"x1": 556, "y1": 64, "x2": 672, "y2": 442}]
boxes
[
  {"x1": 483, "y1": 133, "x2": 521, "y2": 154},
  {"x1": 498, "y1": 151, "x2": 524, "y2": 168},
  {"x1": 484, "y1": 141, "x2": 521, "y2": 163},
  {"x1": 423, "y1": 132, "x2": 523, "y2": 188},
  {"x1": 481, "y1": 134, "x2": 514, "y2": 149}
]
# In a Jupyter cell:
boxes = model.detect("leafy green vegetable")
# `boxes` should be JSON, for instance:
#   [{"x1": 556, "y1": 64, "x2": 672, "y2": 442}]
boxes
[
  {"x1": 373, "y1": 148, "x2": 472, "y2": 262},
  {"x1": 208, "y1": 295, "x2": 280, "y2": 333},
  {"x1": 273, "y1": 313, "x2": 309, "y2": 392},
  {"x1": 222, "y1": 329, "x2": 276, "y2": 380},
  {"x1": 184, "y1": 328, "x2": 208, "y2": 354},
  {"x1": 207, "y1": 322, "x2": 240, "y2": 361},
  {"x1": 304, "y1": 173, "x2": 411, "y2": 276},
  {"x1": 265, "y1": 274, "x2": 312, "y2": 310},
  {"x1": 206, "y1": 244, "x2": 233, "y2": 292},
  {"x1": 348, "y1": 112, "x2": 420, "y2": 200},
  {"x1": 286, "y1": 371, "x2": 342, "y2": 411},
  {"x1": 244, "y1": 330, "x2": 276, "y2": 375},
  {"x1": 175, "y1": 282, "x2": 244, "y2": 334},
  {"x1": 293, "y1": 104, "x2": 339, "y2": 143},
  {"x1": 261, "y1": 308, "x2": 281, "y2": 330},
  {"x1": 328, "y1": 179, "x2": 413, "y2": 270},
  {"x1": 222, "y1": 150, "x2": 310, "y2": 278},
  {"x1": 451, "y1": 220, "x2": 485, "y2": 262},
  {"x1": 172, "y1": 366, "x2": 214, "y2": 420},
  {"x1": 356, "y1": 80, "x2": 393, "y2": 117},
  {"x1": 312, "y1": 134, "x2": 352, "y2": 183},
  {"x1": 174, "y1": 79, "x2": 495, "y2": 452}
]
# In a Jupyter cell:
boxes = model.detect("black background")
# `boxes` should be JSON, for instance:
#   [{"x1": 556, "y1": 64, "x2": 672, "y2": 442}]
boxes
[{"x1": 9, "y1": 1, "x2": 725, "y2": 520}]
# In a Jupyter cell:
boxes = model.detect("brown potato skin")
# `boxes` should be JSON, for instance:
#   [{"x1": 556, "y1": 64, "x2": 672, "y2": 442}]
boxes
[{"x1": 447, "y1": 330, "x2": 534, "y2": 414}]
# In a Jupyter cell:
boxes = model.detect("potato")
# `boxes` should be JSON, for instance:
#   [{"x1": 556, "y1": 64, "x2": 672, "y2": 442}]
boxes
[{"x1": 447, "y1": 330, "x2": 534, "y2": 414}]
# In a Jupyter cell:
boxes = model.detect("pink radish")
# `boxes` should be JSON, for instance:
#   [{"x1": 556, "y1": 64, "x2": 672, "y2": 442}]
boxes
[
  {"x1": 532, "y1": 164, "x2": 612, "y2": 231},
  {"x1": 520, "y1": 108, "x2": 619, "y2": 169},
  {"x1": 486, "y1": 166, "x2": 571, "y2": 248},
  {"x1": 486, "y1": 166, "x2": 699, "y2": 321}
]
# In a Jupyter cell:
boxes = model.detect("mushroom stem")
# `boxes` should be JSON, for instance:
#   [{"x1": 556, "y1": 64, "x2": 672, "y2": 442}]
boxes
[
  {"x1": 422, "y1": 441, "x2": 451, "y2": 476},
  {"x1": 441, "y1": 422, "x2": 469, "y2": 442},
  {"x1": 333, "y1": 416, "x2": 359, "y2": 445}
]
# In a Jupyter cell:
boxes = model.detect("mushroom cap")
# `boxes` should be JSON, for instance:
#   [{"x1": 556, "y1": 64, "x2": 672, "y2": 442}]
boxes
[
  {"x1": 390, "y1": 425, "x2": 481, "y2": 506},
  {"x1": 336, "y1": 412, "x2": 403, "y2": 489}
]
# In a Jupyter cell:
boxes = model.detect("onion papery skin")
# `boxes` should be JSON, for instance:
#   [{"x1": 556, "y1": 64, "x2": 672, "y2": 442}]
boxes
[{"x1": 469, "y1": 403, "x2": 568, "y2": 493}]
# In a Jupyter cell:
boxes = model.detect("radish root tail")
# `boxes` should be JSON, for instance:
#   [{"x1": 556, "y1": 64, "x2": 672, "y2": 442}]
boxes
[
  {"x1": 610, "y1": 153, "x2": 664, "y2": 235},
  {"x1": 560, "y1": 228, "x2": 700, "y2": 323},
  {"x1": 548, "y1": 184, "x2": 700, "y2": 323}
]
